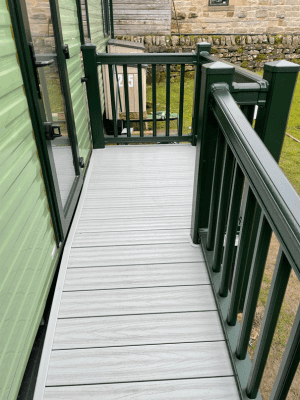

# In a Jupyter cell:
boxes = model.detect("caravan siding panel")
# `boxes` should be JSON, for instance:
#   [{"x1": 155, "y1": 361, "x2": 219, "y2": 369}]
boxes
[
  {"x1": 87, "y1": 0, "x2": 108, "y2": 111},
  {"x1": 0, "y1": 1, "x2": 58, "y2": 399},
  {"x1": 113, "y1": 0, "x2": 171, "y2": 36},
  {"x1": 58, "y1": 0, "x2": 92, "y2": 167}
]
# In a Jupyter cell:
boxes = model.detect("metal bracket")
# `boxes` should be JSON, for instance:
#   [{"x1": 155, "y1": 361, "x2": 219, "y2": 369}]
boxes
[
  {"x1": 44, "y1": 122, "x2": 62, "y2": 140},
  {"x1": 231, "y1": 80, "x2": 268, "y2": 107},
  {"x1": 81, "y1": 77, "x2": 88, "y2": 83},
  {"x1": 62, "y1": 44, "x2": 70, "y2": 59}
]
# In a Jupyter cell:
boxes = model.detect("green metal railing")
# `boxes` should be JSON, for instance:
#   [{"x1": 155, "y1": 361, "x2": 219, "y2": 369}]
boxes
[
  {"x1": 81, "y1": 42, "x2": 271, "y2": 147},
  {"x1": 82, "y1": 45, "x2": 197, "y2": 145},
  {"x1": 191, "y1": 60, "x2": 300, "y2": 400}
]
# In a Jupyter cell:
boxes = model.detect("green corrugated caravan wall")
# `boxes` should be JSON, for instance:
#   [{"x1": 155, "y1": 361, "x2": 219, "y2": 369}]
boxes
[
  {"x1": 58, "y1": 0, "x2": 92, "y2": 168},
  {"x1": 0, "y1": 1, "x2": 58, "y2": 399},
  {"x1": 87, "y1": 0, "x2": 108, "y2": 111}
]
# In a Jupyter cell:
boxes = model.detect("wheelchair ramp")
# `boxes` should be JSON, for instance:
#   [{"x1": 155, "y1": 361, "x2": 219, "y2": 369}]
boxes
[{"x1": 34, "y1": 145, "x2": 239, "y2": 400}]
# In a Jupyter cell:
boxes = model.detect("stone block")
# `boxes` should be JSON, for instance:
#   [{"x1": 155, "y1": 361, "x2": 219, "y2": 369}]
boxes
[
  {"x1": 188, "y1": 12, "x2": 198, "y2": 18},
  {"x1": 31, "y1": 13, "x2": 47, "y2": 20},
  {"x1": 249, "y1": 50, "x2": 260, "y2": 55},
  {"x1": 160, "y1": 36, "x2": 166, "y2": 46},
  {"x1": 171, "y1": 36, "x2": 179, "y2": 46},
  {"x1": 269, "y1": 35, "x2": 275, "y2": 44},
  {"x1": 44, "y1": 37, "x2": 54, "y2": 46},
  {"x1": 247, "y1": 36, "x2": 252, "y2": 44},
  {"x1": 225, "y1": 36, "x2": 232, "y2": 46},
  {"x1": 256, "y1": 10, "x2": 268, "y2": 18},
  {"x1": 292, "y1": 36, "x2": 299, "y2": 46},
  {"x1": 176, "y1": 12, "x2": 186, "y2": 20},
  {"x1": 238, "y1": 12, "x2": 246, "y2": 18}
]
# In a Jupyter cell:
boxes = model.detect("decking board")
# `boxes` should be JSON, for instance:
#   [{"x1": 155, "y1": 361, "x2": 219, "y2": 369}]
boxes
[
  {"x1": 46, "y1": 342, "x2": 233, "y2": 386},
  {"x1": 68, "y1": 243, "x2": 204, "y2": 268},
  {"x1": 58, "y1": 285, "x2": 216, "y2": 318},
  {"x1": 79, "y1": 205, "x2": 192, "y2": 219},
  {"x1": 84, "y1": 187, "x2": 193, "y2": 198},
  {"x1": 34, "y1": 145, "x2": 239, "y2": 400},
  {"x1": 72, "y1": 229, "x2": 192, "y2": 247},
  {"x1": 77, "y1": 215, "x2": 191, "y2": 232},
  {"x1": 52, "y1": 311, "x2": 223, "y2": 350},
  {"x1": 83, "y1": 195, "x2": 192, "y2": 208},
  {"x1": 44, "y1": 377, "x2": 240, "y2": 400}
]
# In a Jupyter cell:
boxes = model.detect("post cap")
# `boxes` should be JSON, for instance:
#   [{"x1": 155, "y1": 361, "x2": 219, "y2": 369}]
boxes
[
  {"x1": 203, "y1": 61, "x2": 235, "y2": 75},
  {"x1": 196, "y1": 42, "x2": 212, "y2": 54},
  {"x1": 264, "y1": 60, "x2": 300, "y2": 73}
]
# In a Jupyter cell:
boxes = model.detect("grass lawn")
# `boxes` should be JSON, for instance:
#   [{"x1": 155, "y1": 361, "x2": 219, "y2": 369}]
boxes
[
  {"x1": 146, "y1": 71, "x2": 195, "y2": 135},
  {"x1": 147, "y1": 72, "x2": 300, "y2": 195},
  {"x1": 279, "y1": 74, "x2": 300, "y2": 195}
]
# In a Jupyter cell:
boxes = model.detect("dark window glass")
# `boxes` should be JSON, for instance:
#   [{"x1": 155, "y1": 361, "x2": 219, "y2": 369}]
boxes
[{"x1": 209, "y1": 0, "x2": 229, "y2": 5}]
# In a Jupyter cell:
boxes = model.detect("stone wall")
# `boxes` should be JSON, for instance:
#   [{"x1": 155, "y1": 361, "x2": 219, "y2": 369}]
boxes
[
  {"x1": 116, "y1": 34, "x2": 300, "y2": 71},
  {"x1": 172, "y1": 0, "x2": 300, "y2": 35}
]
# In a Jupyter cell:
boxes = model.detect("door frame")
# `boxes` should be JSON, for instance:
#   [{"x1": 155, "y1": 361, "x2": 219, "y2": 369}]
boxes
[{"x1": 7, "y1": 0, "x2": 84, "y2": 245}]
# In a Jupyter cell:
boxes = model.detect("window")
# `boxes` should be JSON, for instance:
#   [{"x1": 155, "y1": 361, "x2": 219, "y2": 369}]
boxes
[{"x1": 209, "y1": 0, "x2": 229, "y2": 5}]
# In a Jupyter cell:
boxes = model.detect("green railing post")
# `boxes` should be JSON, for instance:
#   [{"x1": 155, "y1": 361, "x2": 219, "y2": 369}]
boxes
[
  {"x1": 255, "y1": 60, "x2": 300, "y2": 162},
  {"x1": 191, "y1": 61, "x2": 234, "y2": 244},
  {"x1": 81, "y1": 43, "x2": 105, "y2": 149},
  {"x1": 191, "y1": 42, "x2": 211, "y2": 146},
  {"x1": 236, "y1": 61, "x2": 299, "y2": 312}
]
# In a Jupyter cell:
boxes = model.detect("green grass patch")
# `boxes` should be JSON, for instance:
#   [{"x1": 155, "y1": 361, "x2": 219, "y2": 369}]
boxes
[
  {"x1": 44, "y1": 69, "x2": 64, "y2": 113},
  {"x1": 146, "y1": 71, "x2": 195, "y2": 134},
  {"x1": 279, "y1": 74, "x2": 300, "y2": 195},
  {"x1": 146, "y1": 71, "x2": 300, "y2": 194}
]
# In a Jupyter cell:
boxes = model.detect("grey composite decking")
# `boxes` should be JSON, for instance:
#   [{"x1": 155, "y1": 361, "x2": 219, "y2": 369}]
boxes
[{"x1": 34, "y1": 144, "x2": 240, "y2": 400}]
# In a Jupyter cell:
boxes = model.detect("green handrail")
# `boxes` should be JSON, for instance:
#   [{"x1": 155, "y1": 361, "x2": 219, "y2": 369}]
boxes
[{"x1": 191, "y1": 59, "x2": 300, "y2": 400}]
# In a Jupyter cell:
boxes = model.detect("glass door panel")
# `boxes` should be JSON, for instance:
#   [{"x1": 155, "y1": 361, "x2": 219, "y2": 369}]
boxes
[
  {"x1": 38, "y1": 64, "x2": 76, "y2": 207},
  {"x1": 25, "y1": 0, "x2": 78, "y2": 210}
]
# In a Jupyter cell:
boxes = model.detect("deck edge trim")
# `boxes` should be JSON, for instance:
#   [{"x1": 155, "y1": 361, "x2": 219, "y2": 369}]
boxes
[{"x1": 33, "y1": 152, "x2": 96, "y2": 400}]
